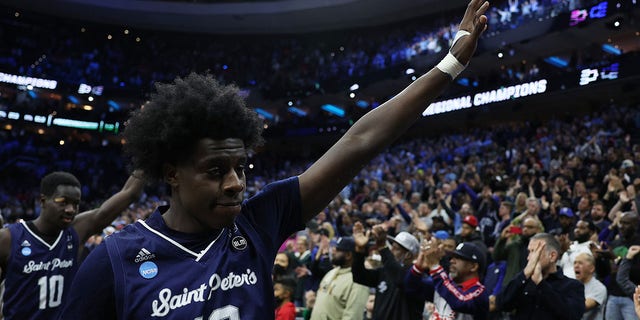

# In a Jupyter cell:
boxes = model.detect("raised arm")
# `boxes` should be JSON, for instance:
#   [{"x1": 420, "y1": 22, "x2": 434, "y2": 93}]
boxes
[
  {"x1": 72, "y1": 173, "x2": 145, "y2": 242},
  {"x1": 298, "y1": 0, "x2": 489, "y2": 221}
]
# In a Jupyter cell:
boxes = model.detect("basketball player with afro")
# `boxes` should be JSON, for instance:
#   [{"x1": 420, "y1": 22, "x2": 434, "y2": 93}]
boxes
[{"x1": 62, "y1": 0, "x2": 490, "y2": 318}]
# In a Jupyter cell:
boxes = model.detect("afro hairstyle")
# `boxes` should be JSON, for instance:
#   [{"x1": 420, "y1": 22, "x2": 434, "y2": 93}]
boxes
[{"x1": 123, "y1": 73, "x2": 264, "y2": 183}]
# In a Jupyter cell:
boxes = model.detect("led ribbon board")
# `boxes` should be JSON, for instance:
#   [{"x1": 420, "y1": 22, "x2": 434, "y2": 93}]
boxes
[{"x1": 423, "y1": 79, "x2": 548, "y2": 116}]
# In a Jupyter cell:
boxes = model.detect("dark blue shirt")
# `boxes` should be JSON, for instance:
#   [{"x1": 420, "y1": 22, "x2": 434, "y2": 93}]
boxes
[{"x1": 60, "y1": 177, "x2": 303, "y2": 319}]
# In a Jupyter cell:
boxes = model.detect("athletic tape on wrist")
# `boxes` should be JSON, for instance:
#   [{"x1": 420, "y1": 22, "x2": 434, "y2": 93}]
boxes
[
  {"x1": 436, "y1": 53, "x2": 466, "y2": 79},
  {"x1": 435, "y1": 30, "x2": 471, "y2": 79}
]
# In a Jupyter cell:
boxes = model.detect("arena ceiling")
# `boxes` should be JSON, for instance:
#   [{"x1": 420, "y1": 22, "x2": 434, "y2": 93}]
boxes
[{"x1": 3, "y1": 0, "x2": 470, "y2": 34}]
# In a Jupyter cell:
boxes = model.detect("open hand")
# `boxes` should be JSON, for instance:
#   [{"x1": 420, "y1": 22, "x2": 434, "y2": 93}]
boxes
[
  {"x1": 352, "y1": 222, "x2": 370, "y2": 251},
  {"x1": 450, "y1": 0, "x2": 490, "y2": 65},
  {"x1": 416, "y1": 237, "x2": 444, "y2": 270},
  {"x1": 524, "y1": 241, "x2": 544, "y2": 279}
]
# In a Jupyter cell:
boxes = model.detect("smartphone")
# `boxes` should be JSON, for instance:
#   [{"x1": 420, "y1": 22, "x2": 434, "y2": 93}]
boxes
[{"x1": 509, "y1": 226, "x2": 522, "y2": 235}]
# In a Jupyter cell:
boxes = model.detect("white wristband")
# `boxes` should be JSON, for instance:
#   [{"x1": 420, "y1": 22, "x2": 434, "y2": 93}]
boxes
[{"x1": 436, "y1": 52, "x2": 466, "y2": 79}]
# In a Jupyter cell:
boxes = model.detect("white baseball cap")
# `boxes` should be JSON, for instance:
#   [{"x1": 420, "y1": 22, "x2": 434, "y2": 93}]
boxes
[{"x1": 387, "y1": 232, "x2": 419, "y2": 255}]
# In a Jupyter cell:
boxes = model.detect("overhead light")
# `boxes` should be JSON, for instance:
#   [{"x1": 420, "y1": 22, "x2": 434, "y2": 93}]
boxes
[
  {"x1": 321, "y1": 104, "x2": 345, "y2": 117},
  {"x1": 255, "y1": 108, "x2": 274, "y2": 120},
  {"x1": 107, "y1": 100, "x2": 120, "y2": 111},
  {"x1": 68, "y1": 95, "x2": 79, "y2": 104},
  {"x1": 287, "y1": 107, "x2": 307, "y2": 117},
  {"x1": 544, "y1": 56, "x2": 569, "y2": 68},
  {"x1": 405, "y1": 68, "x2": 415, "y2": 75},
  {"x1": 349, "y1": 84, "x2": 359, "y2": 91},
  {"x1": 355, "y1": 100, "x2": 369, "y2": 108},
  {"x1": 602, "y1": 44, "x2": 622, "y2": 55}
]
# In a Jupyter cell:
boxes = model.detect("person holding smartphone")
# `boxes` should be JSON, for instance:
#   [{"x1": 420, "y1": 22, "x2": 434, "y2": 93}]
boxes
[{"x1": 493, "y1": 217, "x2": 542, "y2": 288}]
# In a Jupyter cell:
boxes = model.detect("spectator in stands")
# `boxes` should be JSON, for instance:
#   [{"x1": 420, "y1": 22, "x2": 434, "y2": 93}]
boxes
[
  {"x1": 558, "y1": 219, "x2": 597, "y2": 279},
  {"x1": 311, "y1": 237, "x2": 369, "y2": 320},
  {"x1": 574, "y1": 253, "x2": 607, "y2": 320},
  {"x1": 455, "y1": 215, "x2": 488, "y2": 259},
  {"x1": 352, "y1": 222, "x2": 424, "y2": 319},
  {"x1": 406, "y1": 240, "x2": 489, "y2": 319},
  {"x1": 493, "y1": 216, "x2": 542, "y2": 289},
  {"x1": 496, "y1": 233, "x2": 585, "y2": 319},
  {"x1": 590, "y1": 200, "x2": 610, "y2": 234},
  {"x1": 614, "y1": 245, "x2": 640, "y2": 320},
  {"x1": 274, "y1": 276, "x2": 298, "y2": 320},
  {"x1": 493, "y1": 201, "x2": 513, "y2": 243},
  {"x1": 558, "y1": 207, "x2": 577, "y2": 239},
  {"x1": 620, "y1": 160, "x2": 636, "y2": 187},
  {"x1": 575, "y1": 196, "x2": 592, "y2": 221},
  {"x1": 274, "y1": 251, "x2": 300, "y2": 283},
  {"x1": 596, "y1": 212, "x2": 640, "y2": 320},
  {"x1": 513, "y1": 197, "x2": 541, "y2": 225}
]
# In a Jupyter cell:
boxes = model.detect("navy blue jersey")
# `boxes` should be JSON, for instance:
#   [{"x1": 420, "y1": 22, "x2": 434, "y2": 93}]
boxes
[
  {"x1": 62, "y1": 177, "x2": 303, "y2": 319},
  {"x1": 3, "y1": 221, "x2": 79, "y2": 320}
]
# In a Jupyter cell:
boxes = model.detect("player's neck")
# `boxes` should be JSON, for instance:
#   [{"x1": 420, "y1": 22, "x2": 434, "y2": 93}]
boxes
[
  {"x1": 31, "y1": 218, "x2": 62, "y2": 236},
  {"x1": 28, "y1": 220, "x2": 62, "y2": 244},
  {"x1": 161, "y1": 208, "x2": 223, "y2": 235}
]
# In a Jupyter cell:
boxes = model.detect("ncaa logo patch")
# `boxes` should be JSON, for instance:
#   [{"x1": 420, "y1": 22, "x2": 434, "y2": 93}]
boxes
[
  {"x1": 139, "y1": 261, "x2": 158, "y2": 279},
  {"x1": 232, "y1": 236, "x2": 247, "y2": 251},
  {"x1": 21, "y1": 247, "x2": 32, "y2": 256}
]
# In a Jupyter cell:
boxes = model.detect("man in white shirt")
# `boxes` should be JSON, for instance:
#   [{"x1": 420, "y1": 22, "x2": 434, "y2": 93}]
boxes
[
  {"x1": 574, "y1": 253, "x2": 607, "y2": 320},
  {"x1": 558, "y1": 220, "x2": 597, "y2": 278}
]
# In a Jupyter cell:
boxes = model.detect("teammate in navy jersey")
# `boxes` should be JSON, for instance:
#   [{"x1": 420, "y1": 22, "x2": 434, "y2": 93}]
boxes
[
  {"x1": 0, "y1": 171, "x2": 144, "y2": 320},
  {"x1": 61, "y1": 1, "x2": 489, "y2": 318}
]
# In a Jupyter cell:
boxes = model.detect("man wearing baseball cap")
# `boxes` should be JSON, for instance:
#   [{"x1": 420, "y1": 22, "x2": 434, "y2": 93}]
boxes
[
  {"x1": 352, "y1": 223, "x2": 425, "y2": 319},
  {"x1": 455, "y1": 215, "x2": 488, "y2": 262},
  {"x1": 406, "y1": 240, "x2": 489, "y2": 319},
  {"x1": 311, "y1": 237, "x2": 369, "y2": 320}
]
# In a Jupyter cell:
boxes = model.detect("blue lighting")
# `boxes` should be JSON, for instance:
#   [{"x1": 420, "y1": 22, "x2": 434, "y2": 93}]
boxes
[
  {"x1": 28, "y1": 91, "x2": 37, "y2": 99},
  {"x1": 457, "y1": 78, "x2": 470, "y2": 87},
  {"x1": 288, "y1": 107, "x2": 307, "y2": 117},
  {"x1": 355, "y1": 100, "x2": 369, "y2": 108},
  {"x1": 321, "y1": 104, "x2": 345, "y2": 117},
  {"x1": 68, "y1": 95, "x2": 79, "y2": 104},
  {"x1": 255, "y1": 108, "x2": 274, "y2": 120},
  {"x1": 544, "y1": 56, "x2": 569, "y2": 68},
  {"x1": 602, "y1": 44, "x2": 621, "y2": 55},
  {"x1": 107, "y1": 100, "x2": 120, "y2": 111}
]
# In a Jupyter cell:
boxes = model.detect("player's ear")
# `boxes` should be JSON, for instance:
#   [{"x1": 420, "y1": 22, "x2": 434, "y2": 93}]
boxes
[{"x1": 163, "y1": 163, "x2": 178, "y2": 187}]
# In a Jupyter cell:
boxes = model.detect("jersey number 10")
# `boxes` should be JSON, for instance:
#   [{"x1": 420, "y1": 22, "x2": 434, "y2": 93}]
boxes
[{"x1": 38, "y1": 275, "x2": 64, "y2": 309}]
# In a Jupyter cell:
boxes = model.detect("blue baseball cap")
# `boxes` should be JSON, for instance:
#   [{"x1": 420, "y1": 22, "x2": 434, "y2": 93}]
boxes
[
  {"x1": 434, "y1": 230, "x2": 450, "y2": 240},
  {"x1": 559, "y1": 207, "x2": 574, "y2": 218}
]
